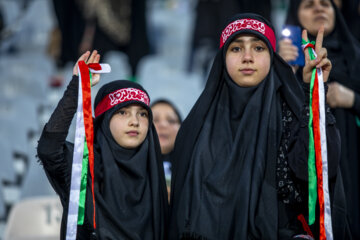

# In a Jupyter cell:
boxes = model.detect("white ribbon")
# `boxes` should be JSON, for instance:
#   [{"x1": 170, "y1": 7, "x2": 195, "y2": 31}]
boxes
[
  {"x1": 65, "y1": 63, "x2": 111, "y2": 239},
  {"x1": 89, "y1": 63, "x2": 111, "y2": 73},
  {"x1": 65, "y1": 68, "x2": 86, "y2": 240},
  {"x1": 312, "y1": 49, "x2": 333, "y2": 240}
]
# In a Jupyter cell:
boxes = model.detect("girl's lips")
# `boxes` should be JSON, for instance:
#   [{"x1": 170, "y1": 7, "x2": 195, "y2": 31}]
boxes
[
  {"x1": 127, "y1": 131, "x2": 139, "y2": 136},
  {"x1": 240, "y1": 69, "x2": 255, "y2": 75}
]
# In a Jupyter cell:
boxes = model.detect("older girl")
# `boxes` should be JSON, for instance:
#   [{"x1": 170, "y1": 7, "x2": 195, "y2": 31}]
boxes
[{"x1": 169, "y1": 13, "x2": 347, "y2": 239}]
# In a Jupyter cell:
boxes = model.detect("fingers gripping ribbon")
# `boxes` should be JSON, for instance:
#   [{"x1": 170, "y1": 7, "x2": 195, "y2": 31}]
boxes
[{"x1": 302, "y1": 41, "x2": 315, "y2": 52}]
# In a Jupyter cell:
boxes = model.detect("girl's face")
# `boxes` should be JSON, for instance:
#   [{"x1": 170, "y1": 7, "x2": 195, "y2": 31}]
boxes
[
  {"x1": 225, "y1": 34, "x2": 271, "y2": 87},
  {"x1": 109, "y1": 104, "x2": 149, "y2": 149},
  {"x1": 152, "y1": 103, "x2": 180, "y2": 154},
  {"x1": 298, "y1": 0, "x2": 335, "y2": 36}
]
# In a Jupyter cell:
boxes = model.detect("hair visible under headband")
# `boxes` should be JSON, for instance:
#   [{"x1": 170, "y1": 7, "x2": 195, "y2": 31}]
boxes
[
  {"x1": 220, "y1": 18, "x2": 276, "y2": 51},
  {"x1": 95, "y1": 88, "x2": 150, "y2": 118}
]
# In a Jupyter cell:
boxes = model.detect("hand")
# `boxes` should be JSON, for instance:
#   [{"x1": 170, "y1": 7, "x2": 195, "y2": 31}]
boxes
[
  {"x1": 302, "y1": 26, "x2": 332, "y2": 84},
  {"x1": 72, "y1": 50, "x2": 101, "y2": 86},
  {"x1": 278, "y1": 38, "x2": 299, "y2": 63},
  {"x1": 327, "y1": 82, "x2": 355, "y2": 108}
]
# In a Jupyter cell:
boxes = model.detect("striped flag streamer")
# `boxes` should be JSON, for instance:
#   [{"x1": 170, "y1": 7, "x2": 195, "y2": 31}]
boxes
[
  {"x1": 66, "y1": 61, "x2": 111, "y2": 240},
  {"x1": 302, "y1": 40, "x2": 333, "y2": 240}
]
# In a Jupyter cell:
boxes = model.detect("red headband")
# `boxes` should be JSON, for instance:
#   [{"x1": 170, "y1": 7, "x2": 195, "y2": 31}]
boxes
[
  {"x1": 95, "y1": 88, "x2": 150, "y2": 118},
  {"x1": 220, "y1": 18, "x2": 276, "y2": 51}
]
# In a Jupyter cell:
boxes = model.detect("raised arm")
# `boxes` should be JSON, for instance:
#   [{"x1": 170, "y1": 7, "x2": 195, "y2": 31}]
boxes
[{"x1": 37, "y1": 50, "x2": 100, "y2": 201}]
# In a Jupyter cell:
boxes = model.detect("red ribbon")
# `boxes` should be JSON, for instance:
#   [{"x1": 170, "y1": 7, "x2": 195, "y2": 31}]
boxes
[
  {"x1": 297, "y1": 214, "x2": 314, "y2": 238},
  {"x1": 78, "y1": 61, "x2": 96, "y2": 228},
  {"x1": 88, "y1": 63, "x2": 102, "y2": 71},
  {"x1": 312, "y1": 72, "x2": 325, "y2": 239}
]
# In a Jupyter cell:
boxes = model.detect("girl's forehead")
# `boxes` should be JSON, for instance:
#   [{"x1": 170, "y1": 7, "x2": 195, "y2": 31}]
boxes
[
  {"x1": 230, "y1": 33, "x2": 265, "y2": 43},
  {"x1": 120, "y1": 103, "x2": 147, "y2": 110}
]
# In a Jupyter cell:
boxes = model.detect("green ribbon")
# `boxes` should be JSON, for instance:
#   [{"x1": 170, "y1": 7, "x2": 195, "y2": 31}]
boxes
[
  {"x1": 77, "y1": 70, "x2": 92, "y2": 225},
  {"x1": 302, "y1": 39, "x2": 317, "y2": 225},
  {"x1": 78, "y1": 139, "x2": 89, "y2": 224}
]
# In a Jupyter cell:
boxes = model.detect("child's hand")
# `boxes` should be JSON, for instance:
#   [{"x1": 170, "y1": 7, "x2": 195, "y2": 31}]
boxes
[
  {"x1": 72, "y1": 50, "x2": 101, "y2": 87},
  {"x1": 302, "y1": 26, "x2": 332, "y2": 84}
]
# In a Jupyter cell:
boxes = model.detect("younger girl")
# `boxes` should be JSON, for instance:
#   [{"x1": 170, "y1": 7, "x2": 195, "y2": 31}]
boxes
[{"x1": 37, "y1": 51, "x2": 168, "y2": 239}]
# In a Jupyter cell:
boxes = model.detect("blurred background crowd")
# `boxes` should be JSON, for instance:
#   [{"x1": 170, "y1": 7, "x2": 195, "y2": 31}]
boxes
[{"x1": 0, "y1": 0, "x2": 359, "y2": 239}]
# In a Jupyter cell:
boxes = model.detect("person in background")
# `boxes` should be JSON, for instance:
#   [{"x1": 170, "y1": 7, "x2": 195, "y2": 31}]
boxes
[
  {"x1": 47, "y1": 0, "x2": 149, "y2": 86},
  {"x1": 151, "y1": 99, "x2": 182, "y2": 201},
  {"x1": 76, "y1": 0, "x2": 150, "y2": 81},
  {"x1": 278, "y1": 1, "x2": 360, "y2": 238},
  {"x1": 37, "y1": 50, "x2": 168, "y2": 239},
  {"x1": 169, "y1": 12, "x2": 348, "y2": 239},
  {"x1": 47, "y1": 0, "x2": 86, "y2": 87},
  {"x1": 333, "y1": 0, "x2": 360, "y2": 41}
]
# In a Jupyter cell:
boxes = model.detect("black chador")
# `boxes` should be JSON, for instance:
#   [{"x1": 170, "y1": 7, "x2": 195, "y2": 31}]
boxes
[{"x1": 169, "y1": 13, "x2": 348, "y2": 240}]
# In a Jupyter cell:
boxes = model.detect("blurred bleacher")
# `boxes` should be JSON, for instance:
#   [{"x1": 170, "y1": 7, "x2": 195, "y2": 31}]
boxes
[{"x1": 0, "y1": 0, "x2": 288, "y2": 238}]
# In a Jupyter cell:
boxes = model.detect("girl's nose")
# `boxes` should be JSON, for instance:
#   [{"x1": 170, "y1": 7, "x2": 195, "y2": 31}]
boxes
[
  {"x1": 129, "y1": 114, "x2": 139, "y2": 126},
  {"x1": 242, "y1": 48, "x2": 253, "y2": 63}
]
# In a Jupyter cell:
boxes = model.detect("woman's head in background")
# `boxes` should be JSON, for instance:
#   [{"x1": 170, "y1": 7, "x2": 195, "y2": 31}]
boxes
[
  {"x1": 151, "y1": 99, "x2": 182, "y2": 155},
  {"x1": 286, "y1": 0, "x2": 336, "y2": 36}
]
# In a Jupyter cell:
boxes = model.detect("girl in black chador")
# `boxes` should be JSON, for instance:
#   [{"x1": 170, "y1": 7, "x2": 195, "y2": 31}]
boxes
[
  {"x1": 278, "y1": 0, "x2": 360, "y2": 238},
  {"x1": 169, "y1": 13, "x2": 349, "y2": 239},
  {"x1": 37, "y1": 51, "x2": 168, "y2": 239}
]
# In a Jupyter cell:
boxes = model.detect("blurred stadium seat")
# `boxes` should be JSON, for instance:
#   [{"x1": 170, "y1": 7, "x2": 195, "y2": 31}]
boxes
[{"x1": 3, "y1": 196, "x2": 62, "y2": 240}]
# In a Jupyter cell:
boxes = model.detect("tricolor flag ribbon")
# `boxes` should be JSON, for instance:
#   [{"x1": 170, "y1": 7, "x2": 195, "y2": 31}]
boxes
[
  {"x1": 302, "y1": 40, "x2": 333, "y2": 240},
  {"x1": 66, "y1": 61, "x2": 111, "y2": 240}
]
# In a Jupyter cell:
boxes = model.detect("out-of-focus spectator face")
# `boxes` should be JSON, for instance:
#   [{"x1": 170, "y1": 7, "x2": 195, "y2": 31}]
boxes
[
  {"x1": 152, "y1": 103, "x2": 181, "y2": 154},
  {"x1": 298, "y1": 0, "x2": 335, "y2": 36}
]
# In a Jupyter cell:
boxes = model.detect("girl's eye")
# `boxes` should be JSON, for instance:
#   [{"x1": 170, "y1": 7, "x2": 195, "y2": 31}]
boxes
[
  {"x1": 118, "y1": 110, "x2": 126, "y2": 115},
  {"x1": 231, "y1": 46, "x2": 241, "y2": 52},
  {"x1": 254, "y1": 46, "x2": 265, "y2": 51},
  {"x1": 140, "y1": 112, "x2": 148, "y2": 118}
]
